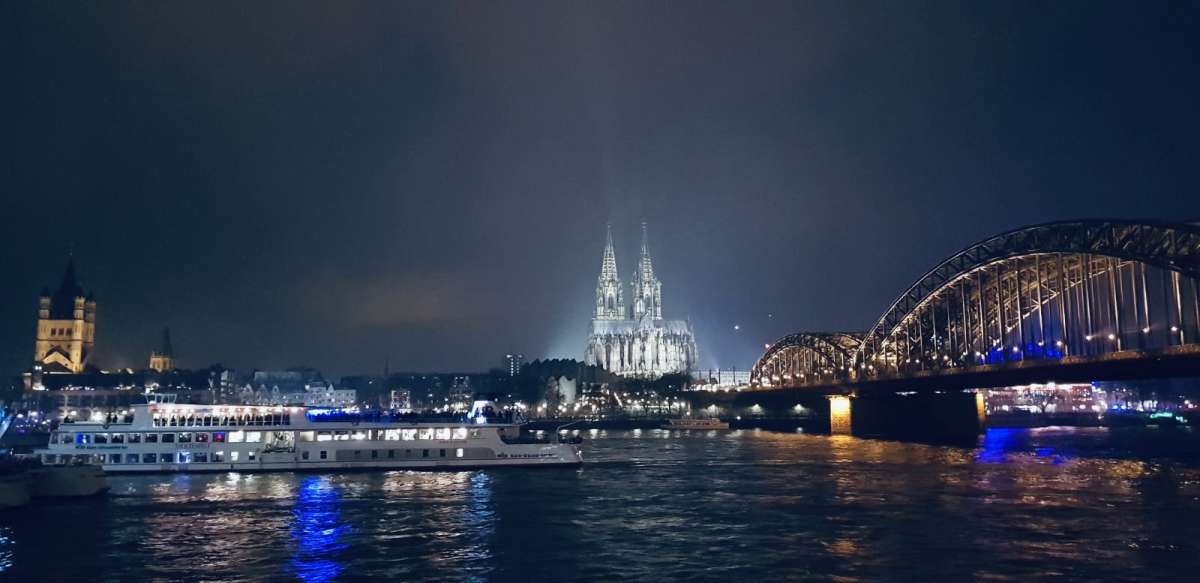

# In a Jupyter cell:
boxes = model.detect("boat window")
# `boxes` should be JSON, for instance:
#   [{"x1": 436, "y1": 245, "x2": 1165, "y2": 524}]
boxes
[
  {"x1": 128, "y1": 433, "x2": 141, "y2": 443},
  {"x1": 319, "y1": 451, "x2": 327, "y2": 460},
  {"x1": 469, "y1": 429, "x2": 481, "y2": 439},
  {"x1": 388, "y1": 450, "x2": 395, "y2": 458},
  {"x1": 332, "y1": 431, "x2": 349, "y2": 441},
  {"x1": 94, "y1": 433, "x2": 108, "y2": 444},
  {"x1": 248, "y1": 451, "x2": 256, "y2": 462},
  {"x1": 145, "y1": 433, "x2": 159, "y2": 443},
  {"x1": 194, "y1": 452, "x2": 208, "y2": 463},
  {"x1": 439, "y1": 449, "x2": 446, "y2": 457},
  {"x1": 245, "y1": 431, "x2": 262, "y2": 443},
  {"x1": 405, "y1": 449, "x2": 411, "y2": 457},
  {"x1": 203, "y1": 416, "x2": 213, "y2": 427},
  {"x1": 353, "y1": 450, "x2": 361, "y2": 458},
  {"x1": 452, "y1": 428, "x2": 468, "y2": 440},
  {"x1": 142, "y1": 453, "x2": 156, "y2": 463},
  {"x1": 212, "y1": 431, "x2": 226, "y2": 443},
  {"x1": 401, "y1": 429, "x2": 416, "y2": 441},
  {"x1": 422, "y1": 449, "x2": 429, "y2": 458},
  {"x1": 351, "y1": 430, "x2": 367, "y2": 441},
  {"x1": 435, "y1": 428, "x2": 451, "y2": 440},
  {"x1": 178, "y1": 433, "x2": 192, "y2": 443},
  {"x1": 111, "y1": 433, "x2": 125, "y2": 444},
  {"x1": 176, "y1": 452, "x2": 191, "y2": 464},
  {"x1": 108, "y1": 454, "x2": 121, "y2": 464},
  {"x1": 125, "y1": 454, "x2": 139, "y2": 464},
  {"x1": 212, "y1": 451, "x2": 224, "y2": 462},
  {"x1": 195, "y1": 433, "x2": 209, "y2": 443},
  {"x1": 316, "y1": 431, "x2": 332, "y2": 442},
  {"x1": 301, "y1": 451, "x2": 309, "y2": 460},
  {"x1": 371, "y1": 450, "x2": 378, "y2": 458},
  {"x1": 456, "y1": 448, "x2": 464, "y2": 458},
  {"x1": 417, "y1": 428, "x2": 433, "y2": 440},
  {"x1": 298, "y1": 431, "x2": 315, "y2": 442},
  {"x1": 228, "y1": 430, "x2": 245, "y2": 443},
  {"x1": 230, "y1": 451, "x2": 240, "y2": 462},
  {"x1": 384, "y1": 429, "x2": 400, "y2": 441},
  {"x1": 158, "y1": 453, "x2": 173, "y2": 463},
  {"x1": 161, "y1": 433, "x2": 175, "y2": 443}
]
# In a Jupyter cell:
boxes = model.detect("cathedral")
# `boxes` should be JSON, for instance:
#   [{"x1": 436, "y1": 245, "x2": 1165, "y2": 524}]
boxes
[
  {"x1": 33, "y1": 258, "x2": 96, "y2": 373},
  {"x1": 584, "y1": 224, "x2": 697, "y2": 377}
]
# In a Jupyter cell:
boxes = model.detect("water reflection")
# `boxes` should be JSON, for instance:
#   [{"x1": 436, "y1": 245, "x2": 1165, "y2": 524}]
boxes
[{"x1": 290, "y1": 476, "x2": 350, "y2": 583}]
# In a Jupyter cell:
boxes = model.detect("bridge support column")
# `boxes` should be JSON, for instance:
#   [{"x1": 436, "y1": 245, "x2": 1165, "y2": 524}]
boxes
[
  {"x1": 847, "y1": 391, "x2": 983, "y2": 443},
  {"x1": 828, "y1": 395, "x2": 852, "y2": 435}
]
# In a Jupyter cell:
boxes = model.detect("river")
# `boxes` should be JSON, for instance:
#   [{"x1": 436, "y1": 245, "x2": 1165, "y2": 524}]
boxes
[{"x1": 2, "y1": 426, "x2": 1199, "y2": 581}]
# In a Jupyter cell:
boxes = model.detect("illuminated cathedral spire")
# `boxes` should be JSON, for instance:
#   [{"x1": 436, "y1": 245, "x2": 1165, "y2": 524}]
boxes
[
  {"x1": 631, "y1": 222, "x2": 662, "y2": 320},
  {"x1": 594, "y1": 224, "x2": 625, "y2": 320}
]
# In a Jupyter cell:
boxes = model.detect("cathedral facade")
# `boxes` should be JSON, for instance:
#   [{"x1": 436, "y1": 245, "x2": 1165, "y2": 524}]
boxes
[{"x1": 584, "y1": 224, "x2": 697, "y2": 377}]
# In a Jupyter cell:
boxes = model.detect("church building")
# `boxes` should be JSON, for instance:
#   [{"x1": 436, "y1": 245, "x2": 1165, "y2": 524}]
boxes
[
  {"x1": 33, "y1": 258, "x2": 96, "y2": 373},
  {"x1": 584, "y1": 224, "x2": 697, "y2": 377}
]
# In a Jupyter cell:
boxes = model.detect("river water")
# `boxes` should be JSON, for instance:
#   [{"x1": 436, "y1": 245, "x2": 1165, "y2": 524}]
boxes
[{"x1": 2, "y1": 426, "x2": 1199, "y2": 582}]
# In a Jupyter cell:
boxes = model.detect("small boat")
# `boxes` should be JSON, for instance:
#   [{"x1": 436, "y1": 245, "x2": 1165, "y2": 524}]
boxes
[{"x1": 662, "y1": 417, "x2": 730, "y2": 430}]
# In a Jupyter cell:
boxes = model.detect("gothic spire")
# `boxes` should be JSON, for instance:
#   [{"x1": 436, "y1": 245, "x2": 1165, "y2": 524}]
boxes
[
  {"x1": 638, "y1": 221, "x2": 655, "y2": 280},
  {"x1": 600, "y1": 223, "x2": 619, "y2": 281},
  {"x1": 160, "y1": 327, "x2": 174, "y2": 357}
]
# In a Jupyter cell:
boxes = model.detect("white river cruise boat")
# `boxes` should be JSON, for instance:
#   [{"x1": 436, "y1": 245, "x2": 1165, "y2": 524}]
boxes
[{"x1": 35, "y1": 396, "x2": 582, "y2": 473}]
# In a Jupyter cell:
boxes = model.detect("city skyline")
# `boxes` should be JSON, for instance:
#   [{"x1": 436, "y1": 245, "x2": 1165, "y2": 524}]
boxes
[{"x1": 3, "y1": 2, "x2": 1199, "y2": 378}]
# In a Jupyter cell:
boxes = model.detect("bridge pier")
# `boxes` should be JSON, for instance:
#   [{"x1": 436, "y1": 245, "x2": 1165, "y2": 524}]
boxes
[{"x1": 842, "y1": 390, "x2": 984, "y2": 442}]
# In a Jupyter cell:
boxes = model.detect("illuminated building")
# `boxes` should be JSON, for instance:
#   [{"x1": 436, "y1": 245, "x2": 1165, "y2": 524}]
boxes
[
  {"x1": 504, "y1": 353, "x2": 525, "y2": 377},
  {"x1": 584, "y1": 224, "x2": 697, "y2": 378},
  {"x1": 148, "y1": 327, "x2": 175, "y2": 372},
  {"x1": 33, "y1": 258, "x2": 96, "y2": 374}
]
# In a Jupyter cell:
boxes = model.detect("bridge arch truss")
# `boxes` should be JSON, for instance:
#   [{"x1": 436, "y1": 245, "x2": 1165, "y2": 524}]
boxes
[{"x1": 752, "y1": 220, "x2": 1200, "y2": 386}]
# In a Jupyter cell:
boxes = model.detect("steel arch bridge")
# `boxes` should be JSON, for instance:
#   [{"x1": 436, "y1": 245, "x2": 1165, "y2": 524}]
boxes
[{"x1": 751, "y1": 220, "x2": 1200, "y2": 388}]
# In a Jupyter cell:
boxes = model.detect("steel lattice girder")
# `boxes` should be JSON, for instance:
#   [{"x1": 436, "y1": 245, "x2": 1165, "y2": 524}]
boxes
[
  {"x1": 752, "y1": 332, "x2": 864, "y2": 380},
  {"x1": 854, "y1": 220, "x2": 1200, "y2": 363}
]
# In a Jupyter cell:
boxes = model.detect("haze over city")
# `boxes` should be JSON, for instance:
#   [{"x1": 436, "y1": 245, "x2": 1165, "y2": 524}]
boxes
[{"x1": 3, "y1": 3, "x2": 1197, "y2": 377}]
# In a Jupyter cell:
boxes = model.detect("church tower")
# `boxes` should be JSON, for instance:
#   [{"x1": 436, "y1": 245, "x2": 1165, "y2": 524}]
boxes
[
  {"x1": 594, "y1": 224, "x2": 626, "y2": 320},
  {"x1": 631, "y1": 222, "x2": 663, "y2": 321},
  {"x1": 149, "y1": 327, "x2": 175, "y2": 372},
  {"x1": 33, "y1": 258, "x2": 96, "y2": 373}
]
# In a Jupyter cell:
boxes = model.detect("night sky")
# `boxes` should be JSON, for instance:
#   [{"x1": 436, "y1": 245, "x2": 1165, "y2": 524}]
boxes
[{"x1": 2, "y1": 2, "x2": 1198, "y2": 378}]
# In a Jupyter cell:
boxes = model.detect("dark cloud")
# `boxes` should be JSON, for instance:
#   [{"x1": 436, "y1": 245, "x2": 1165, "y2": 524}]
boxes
[{"x1": 2, "y1": 1, "x2": 1199, "y2": 377}]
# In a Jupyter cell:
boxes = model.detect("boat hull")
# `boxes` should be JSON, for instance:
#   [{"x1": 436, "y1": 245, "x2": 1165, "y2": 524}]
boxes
[{"x1": 31, "y1": 465, "x2": 110, "y2": 497}]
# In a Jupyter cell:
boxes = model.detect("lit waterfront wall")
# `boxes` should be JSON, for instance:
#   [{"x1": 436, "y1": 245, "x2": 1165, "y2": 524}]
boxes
[{"x1": 829, "y1": 396, "x2": 852, "y2": 434}]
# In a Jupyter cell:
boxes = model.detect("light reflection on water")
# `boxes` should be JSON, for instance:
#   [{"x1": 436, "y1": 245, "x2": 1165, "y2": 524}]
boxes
[{"x1": 1, "y1": 427, "x2": 1199, "y2": 581}]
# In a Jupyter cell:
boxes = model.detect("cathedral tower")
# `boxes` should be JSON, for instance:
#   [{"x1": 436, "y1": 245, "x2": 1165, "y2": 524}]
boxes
[
  {"x1": 33, "y1": 258, "x2": 96, "y2": 373},
  {"x1": 149, "y1": 327, "x2": 175, "y2": 372},
  {"x1": 631, "y1": 222, "x2": 663, "y2": 321},
  {"x1": 594, "y1": 224, "x2": 626, "y2": 320}
]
